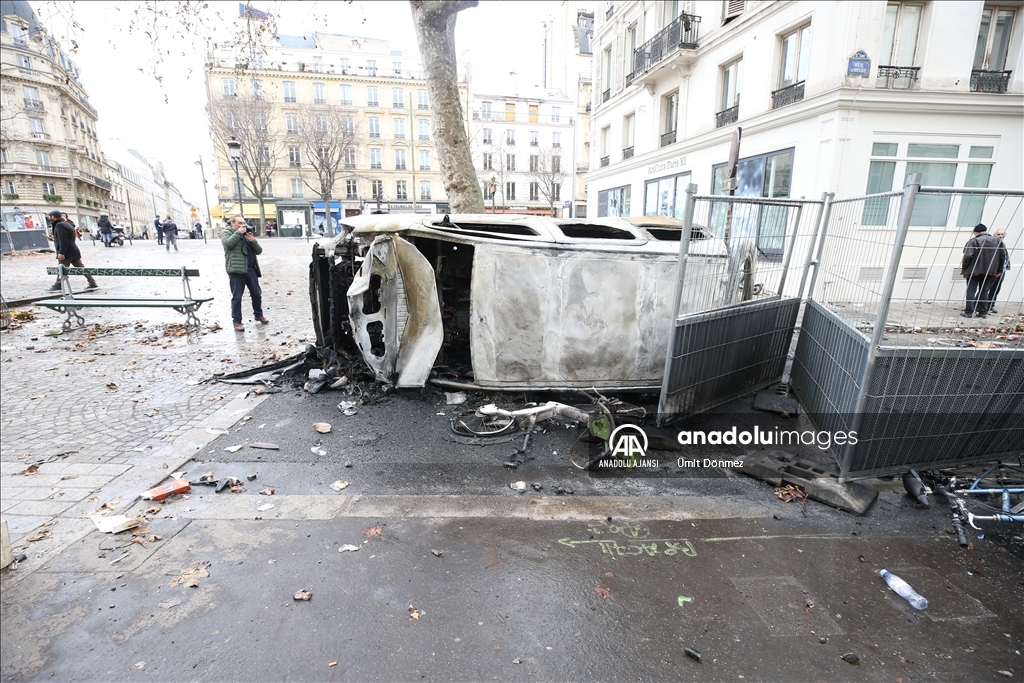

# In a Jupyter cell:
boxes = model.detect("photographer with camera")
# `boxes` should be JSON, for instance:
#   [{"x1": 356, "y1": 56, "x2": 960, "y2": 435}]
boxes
[{"x1": 220, "y1": 215, "x2": 268, "y2": 331}]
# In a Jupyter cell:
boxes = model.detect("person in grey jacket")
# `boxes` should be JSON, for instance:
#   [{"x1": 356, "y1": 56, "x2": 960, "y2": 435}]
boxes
[
  {"x1": 961, "y1": 223, "x2": 1008, "y2": 318},
  {"x1": 990, "y1": 228, "x2": 1010, "y2": 315},
  {"x1": 220, "y1": 215, "x2": 268, "y2": 330}
]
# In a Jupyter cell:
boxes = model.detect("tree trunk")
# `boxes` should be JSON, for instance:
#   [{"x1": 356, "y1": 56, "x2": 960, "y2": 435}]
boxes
[
  {"x1": 410, "y1": 1, "x2": 484, "y2": 214},
  {"x1": 322, "y1": 191, "x2": 333, "y2": 235},
  {"x1": 258, "y1": 199, "x2": 266, "y2": 238}
]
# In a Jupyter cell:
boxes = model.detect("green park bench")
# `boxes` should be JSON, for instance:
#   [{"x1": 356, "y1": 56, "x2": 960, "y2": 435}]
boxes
[{"x1": 37, "y1": 266, "x2": 214, "y2": 331}]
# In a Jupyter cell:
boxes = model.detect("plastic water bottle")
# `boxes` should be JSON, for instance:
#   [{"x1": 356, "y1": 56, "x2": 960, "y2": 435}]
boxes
[{"x1": 879, "y1": 569, "x2": 928, "y2": 610}]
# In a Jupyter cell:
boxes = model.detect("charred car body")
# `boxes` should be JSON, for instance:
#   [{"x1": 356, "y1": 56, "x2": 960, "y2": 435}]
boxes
[{"x1": 310, "y1": 214, "x2": 757, "y2": 391}]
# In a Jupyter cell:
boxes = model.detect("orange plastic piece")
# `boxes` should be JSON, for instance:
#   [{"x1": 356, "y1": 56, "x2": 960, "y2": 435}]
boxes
[{"x1": 141, "y1": 478, "x2": 191, "y2": 501}]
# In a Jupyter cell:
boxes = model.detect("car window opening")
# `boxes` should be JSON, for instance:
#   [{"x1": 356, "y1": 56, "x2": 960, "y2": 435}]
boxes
[
  {"x1": 366, "y1": 320, "x2": 386, "y2": 358},
  {"x1": 644, "y1": 227, "x2": 713, "y2": 241},
  {"x1": 363, "y1": 273, "x2": 383, "y2": 315},
  {"x1": 558, "y1": 223, "x2": 637, "y2": 240},
  {"x1": 428, "y1": 219, "x2": 539, "y2": 237},
  {"x1": 412, "y1": 237, "x2": 475, "y2": 373}
]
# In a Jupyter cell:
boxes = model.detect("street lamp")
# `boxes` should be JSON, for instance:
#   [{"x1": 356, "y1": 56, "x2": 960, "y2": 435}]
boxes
[
  {"x1": 194, "y1": 156, "x2": 211, "y2": 244},
  {"x1": 489, "y1": 176, "x2": 496, "y2": 214},
  {"x1": 227, "y1": 137, "x2": 242, "y2": 226}
]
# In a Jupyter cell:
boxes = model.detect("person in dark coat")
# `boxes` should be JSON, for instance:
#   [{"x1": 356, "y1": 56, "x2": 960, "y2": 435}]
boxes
[
  {"x1": 961, "y1": 223, "x2": 1008, "y2": 318},
  {"x1": 162, "y1": 216, "x2": 179, "y2": 252},
  {"x1": 154, "y1": 216, "x2": 164, "y2": 245},
  {"x1": 990, "y1": 228, "x2": 1010, "y2": 315},
  {"x1": 98, "y1": 215, "x2": 114, "y2": 247},
  {"x1": 47, "y1": 210, "x2": 98, "y2": 291}
]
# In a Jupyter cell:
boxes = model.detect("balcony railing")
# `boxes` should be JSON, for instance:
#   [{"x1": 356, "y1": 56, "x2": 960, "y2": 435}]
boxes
[
  {"x1": 576, "y1": 163, "x2": 590, "y2": 172},
  {"x1": 344, "y1": 162, "x2": 356, "y2": 170},
  {"x1": 419, "y1": 135, "x2": 430, "y2": 141},
  {"x1": 630, "y1": 13, "x2": 700, "y2": 82},
  {"x1": 418, "y1": 103, "x2": 429, "y2": 109},
  {"x1": 1, "y1": 162, "x2": 70, "y2": 175},
  {"x1": 600, "y1": 156, "x2": 610, "y2": 167},
  {"x1": 660, "y1": 130, "x2": 676, "y2": 147},
  {"x1": 419, "y1": 165, "x2": 430, "y2": 171},
  {"x1": 715, "y1": 104, "x2": 739, "y2": 128},
  {"x1": 289, "y1": 161, "x2": 301, "y2": 168},
  {"x1": 394, "y1": 133, "x2": 406, "y2": 139},
  {"x1": 284, "y1": 96, "x2": 296, "y2": 103},
  {"x1": 877, "y1": 65, "x2": 920, "y2": 90},
  {"x1": 771, "y1": 80, "x2": 804, "y2": 109},
  {"x1": 24, "y1": 98, "x2": 44, "y2": 110},
  {"x1": 421, "y1": 193, "x2": 431, "y2": 200},
  {"x1": 396, "y1": 163, "x2": 407, "y2": 170},
  {"x1": 30, "y1": 131, "x2": 50, "y2": 140},
  {"x1": 971, "y1": 69, "x2": 1012, "y2": 93},
  {"x1": 622, "y1": 146, "x2": 634, "y2": 159}
]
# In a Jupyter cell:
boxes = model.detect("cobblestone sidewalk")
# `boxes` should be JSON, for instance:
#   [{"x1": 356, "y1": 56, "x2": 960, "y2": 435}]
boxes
[{"x1": 1, "y1": 236, "x2": 320, "y2": 564}]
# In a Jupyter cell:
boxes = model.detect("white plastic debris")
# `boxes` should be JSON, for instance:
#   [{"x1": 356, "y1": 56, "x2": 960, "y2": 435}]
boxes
[
  {"x1": 90, "y1": 514, "x2": 144, "y2": 534},
  {"x1": 313, "y1": 422, "x2": 332, "y2": 434},
  {"x1": 510, "y1": 481, "x2": 527, "y2": 493},
  {"x1": 337, "y1": 401, "x2": 358, "y2": 416},
  {"x1": 311, "y1": 447, "x2": 327, "y2": 456},
  {"x1": 257, "y1": 503, "x2": 274, "y2": 512},
  {"x1": 330, "y1": 376, "x2": 349, "y2": 389},
  {"x1": 330, "y1": 480, "x2": 349, "y2": 491},
  {"x1": 338, "y1": 544, "x2": 360, "y2": 553},
  {"x1": 445, "y1": 391, "x2": 468, "y2": 405},
  {"x1": 308, "y1": 369, "x2": 326, "y2": 380}
]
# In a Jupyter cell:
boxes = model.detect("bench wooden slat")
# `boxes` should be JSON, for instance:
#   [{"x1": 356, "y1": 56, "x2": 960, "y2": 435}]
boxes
[
  {"x1": 36, "y1": 297, "x2": 213, "y2": 309},
  {"x1": 46, "y1": 267, "x2": 201, "y2": 277}
]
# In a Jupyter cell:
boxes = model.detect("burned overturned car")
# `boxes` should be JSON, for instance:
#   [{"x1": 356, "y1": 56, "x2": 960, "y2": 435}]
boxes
[{"x1": 310, "y1": 214, "x2": 757, "y2": 391}]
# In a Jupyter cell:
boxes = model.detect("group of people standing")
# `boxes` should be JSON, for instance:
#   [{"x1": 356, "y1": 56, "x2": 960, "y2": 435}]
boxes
[{"x1": 961, "y1": 224, "x2": 1010, "y2": 318}]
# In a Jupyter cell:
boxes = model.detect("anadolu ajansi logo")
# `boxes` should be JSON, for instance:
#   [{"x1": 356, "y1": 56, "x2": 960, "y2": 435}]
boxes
[{"x1": 599, "y1": 424, "x2": 659, "y2": 469}]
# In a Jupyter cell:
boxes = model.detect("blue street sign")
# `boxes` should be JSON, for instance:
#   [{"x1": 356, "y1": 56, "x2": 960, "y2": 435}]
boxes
[{"x1": 847, "y1": 50, "x2": 871, "y2": 77}]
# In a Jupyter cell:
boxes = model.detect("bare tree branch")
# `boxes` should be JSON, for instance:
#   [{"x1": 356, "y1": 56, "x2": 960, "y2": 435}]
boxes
[
  {"x1": 295, "y1": 106, "x2": 362, "y2": 232},
  {"x1": 527, "y1": 147, "x2": 567, "y2": 216}
]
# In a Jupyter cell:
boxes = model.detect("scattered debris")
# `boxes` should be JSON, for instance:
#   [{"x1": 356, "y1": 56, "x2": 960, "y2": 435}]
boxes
[
  {"x1": 554, "y1": 486, "x2": 574, "y2": 495},
  {"x1": 205, "y1": 428, "x2": 229, "y2": 435},
  {"x1": 18, "y1": 464, "x2": 39, "y2": 475},
  {"x1": 257, "y1": 503, "x2": 274, "y2": 512},
  {"x1": 141, "y1": 478, "x2": 191, "y2": 501},
  {"x1": 158, "y1": 598, "x2": 181, "y2": 609},
  {"x1": 60, "y1": 473, "x2": 78, "y2": 480},
  {"x1": 131, "y1": 662, "x2": 145, "y2": 671},
  {"x1": 247, "y1": 473, "x2": 258, "y2": 481},
  {"x1": 512, "y1": 658, "x2": 522, "y2": 665},
  {"x1": 259, "y1": 487, "x2": 275, "y2": 496},
  {"x1": 445, "y1": 391, "x2": 468, "y2": 405},
  {"x1": 365, "y1": 525, "x2": 382, "y2": 537},
  {"x1": 170, "y1": 471, "x2": 186, "y2": 479},
  {"x1": 344, "y1": 461, "x2": 353, "y2": 468},
  {"x1": 90, "y1": 515, "x2": 143, "y2": 534},
  {"x1": 199, "y1": 472, "x2": 215, "y2": 482},
  {"x1": 531, "y1": 482, "x2": 543, "y2": 491},
  {"x1": 685, "y1": 647, "x2": 702, "y2": 663},
  {"x1": 330, "y1": 376, "x2": 349, "y2": 389},
  {"x1": 841, "y1": 653, "x2": 861, "y2": 665},
  {"x1": 169, "y1": 562, "x2": 210, "y2": 588},
  {"x1": 328, "y1": 662, "x2": 337, "y2": 667},
  {"x1": 408, "y1": 604, "x2": 421, "y2": 620},
  {"x1": 510, "y1": 481, "x2": 527, "y2": 493},
  {"x1": 330, "y1": 480, "x2": 349, "y2": 491},
  {"x1": 338, "y1": 544, "x2": 360, "y2": 553},
  {"x1": 293, "y1": 589, "x2": 313, "y2": 601},
  {"x1": 338, "y1": 401, "x2": 358, "y2": 416},
  {"x1": 431, "y1": 549, "x2": 443, "y2": 557},
  {"x1": 250, "y1": 442, "x2": 280, "y2": 450},
  {"x1": 313, "y1": 422, "x2": 333, "y2": 434},
  {"x1": 224, "y1": 445, "x2": 244, "y2": 453},
  {"x1": 595, "y1": 583, "x2": 611, "y2": 600},
  {"x1": 310, "y1": 447, "x2": 327, "y2": 456},
  {"x1": 26, "y1": 521, "x2": 56, "y2": 542}
]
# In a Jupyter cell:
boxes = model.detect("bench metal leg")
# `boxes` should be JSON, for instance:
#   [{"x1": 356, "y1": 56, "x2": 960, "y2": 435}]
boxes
[{"x1": 58, "y1": 306, "x2": 85, "y2": 331}]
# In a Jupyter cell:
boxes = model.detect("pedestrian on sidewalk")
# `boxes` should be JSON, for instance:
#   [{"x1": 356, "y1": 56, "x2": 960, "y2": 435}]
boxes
[
  {"x1": 990, "y1": 228, "x2": 1010, "y2": 314},
  {"x1": 162, "y1": 216, "x2": 179, "y2": 252},
  {"x1": 141, "y1": 222, "x2": 149, "y2": 240},
  {"x1": 47, "y1": 210, "x2": 98, "y2": 291},
  {"x1": 961, "y1": 223, "x2": 1007, "y2": 318},
  {"x1": 221, "y1": 214, "x2": 269, "y2": 331},
  {"x1": 98, "y1": 215, "x2": 114, "y2": 247},
  {"x1": 154, "y1": 216, "x2": 164, "y2": 245}
]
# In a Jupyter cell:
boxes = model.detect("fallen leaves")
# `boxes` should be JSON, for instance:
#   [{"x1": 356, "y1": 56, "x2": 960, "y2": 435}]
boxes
[
  {"x1": 594, "y1": 583, "x2": 611, "y2": 600},
  {"x1": 364, "y1": 525, "x2": 382, "y2": 537},
  {"x1": 408, "y1": 605, "x2": 421, "y2": 620},
  {"x1": 259, "y1": 487, "x2": 275, "y2": 496},
  {"x1": 18, "y1": 464, "x2": 39, "y2": 475},
  {"x1": 26, "y1": 520, "x2": 56, "y2": 542}
]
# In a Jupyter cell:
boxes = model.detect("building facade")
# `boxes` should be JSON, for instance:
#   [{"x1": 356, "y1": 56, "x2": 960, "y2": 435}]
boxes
[
  {"x1": 545, "y1": 3, "x2": 595, "y2": 217},
  {"x1": 205, "y1": 31, "x2": 468, "y2": 233},
  {"x1": 469, "y1": 87, "x2": 576, "y2": 216},
  {"x1": 0, "y1": 0, "x2": 112, "y2": 234},
  {"x1": 586, "y1": 0, "x2": 1022, "y2": 229}
]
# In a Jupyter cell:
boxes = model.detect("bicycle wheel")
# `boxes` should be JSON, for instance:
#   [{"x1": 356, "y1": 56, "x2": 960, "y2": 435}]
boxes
[{"x1": 451, "y1": 410, "x2": 517, "y2": 437}]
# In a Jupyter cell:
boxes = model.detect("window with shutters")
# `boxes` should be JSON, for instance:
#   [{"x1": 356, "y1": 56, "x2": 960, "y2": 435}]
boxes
[{"x1": 722, "y1": 0, "x2": 745, "y2": 24}]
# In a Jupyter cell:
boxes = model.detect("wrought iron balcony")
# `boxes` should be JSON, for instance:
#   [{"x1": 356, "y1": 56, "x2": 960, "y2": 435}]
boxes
[
  {"x1": 24, "y1": 98, "x2": 44, "y2": 110},
  {"x1": 715, "y1": 104, "x2": 739, "y2": 128},
  {"x1": 600, "y1": 156, "x2": 610, "y2": 167},
  {"x1": 971, "y1": 69, "x2": 1012, "y2": 93},
  {"x1": 877, "y1": 65, "x2": 920, "y2": 89},
  {"x1": 622, "y1": 146, "x2": 634, "y2": 159},
  {"x1": 631, "y1": 13, "x2": 700, "y2": 81},
  {"x1": 660, "y1": 130, "x2": 676, "y2": 147},
  {"x1": 771, "y1": 81, "x2": 804, "y2": 109}
]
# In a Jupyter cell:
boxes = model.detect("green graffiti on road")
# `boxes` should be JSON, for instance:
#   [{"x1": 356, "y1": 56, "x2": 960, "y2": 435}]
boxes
[{"x1": 557, "y1": 537, "x2": 697, "y2": 557}]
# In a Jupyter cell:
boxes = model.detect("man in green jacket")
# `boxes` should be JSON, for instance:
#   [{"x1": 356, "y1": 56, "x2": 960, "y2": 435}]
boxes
[{"x1": 221, "y1": 215, "x2": 268, "y2": 331}]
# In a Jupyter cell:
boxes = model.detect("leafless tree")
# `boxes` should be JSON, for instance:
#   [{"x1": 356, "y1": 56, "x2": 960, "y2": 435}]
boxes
[
  {"x1": 477, "y1": 138, "x2": 512, "y2": 212},
  {"x1": 527, "y1": 147, "x2": 567, "y2": 216},
  {"x1": 207, "y1": 90, "x2": 280, "y2": 236},
  {"x1": 409, "y1": 0, "x2": 483, "y2": 213},
  {"x1": 295, "y1": 106, "x2": 361, "y2": 234}
]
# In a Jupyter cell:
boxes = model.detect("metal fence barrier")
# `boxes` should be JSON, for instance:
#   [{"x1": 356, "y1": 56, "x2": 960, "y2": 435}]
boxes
[
  {"x1": 791, "y1": 175, "x2": 1024, "y2": 479},
  {"x1": 659, "y1": 185, "x2": 825, "y2": 421}
]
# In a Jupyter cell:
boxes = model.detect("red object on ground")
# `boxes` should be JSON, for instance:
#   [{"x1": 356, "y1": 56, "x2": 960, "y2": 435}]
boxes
[{"x1": 141, "y1": 478, "x2": 191, "y2": 501}]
